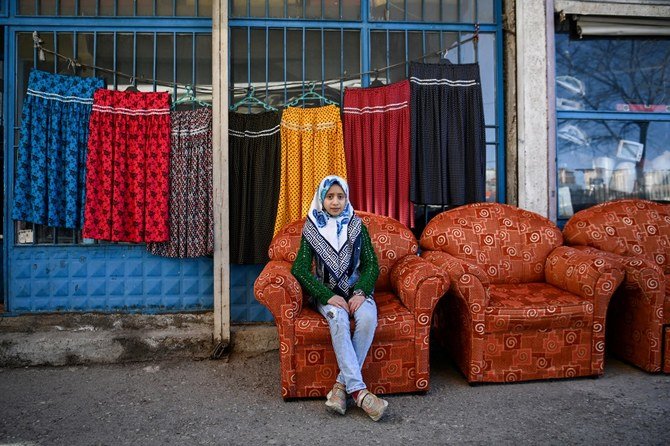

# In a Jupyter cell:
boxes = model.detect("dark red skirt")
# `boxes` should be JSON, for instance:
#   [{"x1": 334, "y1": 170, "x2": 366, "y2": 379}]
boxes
[{"x1": 343, "y1": 80, "x2": 413, "y2": 228}]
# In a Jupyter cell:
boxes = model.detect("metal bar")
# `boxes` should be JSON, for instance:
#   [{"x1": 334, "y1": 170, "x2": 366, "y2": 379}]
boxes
[
  {"x1": 191, "y1": 31, "x2": 196, "y2": 94},
  {"x1": 361, "y1": 0, "x2": 369, "y2": 86},
  {"x1": 495, "y1": 0, "x2": 505, "y2": 203},
  {"x1": 133, "y1": 32, "x2": 137, "y2": 85},
  {"x1": 283, "y1": 27, "x2": 286, "y2": 103},
  {"x1": 247, "y1": 27, "x2": 251, "y2": 87},
  {"x1": 173, "y1": 31, "x2": 177, "y2": 98},
  {"x1": 404, "y1": 29, "x2": 408, "y2": 78},
  {"x1": 113, "y1": 31, "x2": 117, "y2": 88},
  {"x1": 321, "y1": 28, "x2": 325, "y2": 95},
  {"x1": 265, "y1": 27, "x2": 269, "y2": 100},
  {"x1": 93, "y1": 31, "x2": 97, "y2": 76},
  {"x1": 153, "y1": 31, "x2": 158, "y2": 91},
  {"x1": 557, "y1": 111, "x2": 670, "y2": 121}
]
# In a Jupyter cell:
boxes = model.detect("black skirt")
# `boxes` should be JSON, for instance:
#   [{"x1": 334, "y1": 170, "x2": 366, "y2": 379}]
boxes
[
  {"x1": 409, "y1": 62, "x2": 486, "y2": 206},
  {"x1": 229, "y1": 111, "x2": 281, "y2": 264}
]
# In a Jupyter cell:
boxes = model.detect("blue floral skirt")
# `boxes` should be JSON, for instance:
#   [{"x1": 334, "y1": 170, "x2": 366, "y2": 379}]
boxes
[{"x1": 12, "y1": 69, "x2": 105, "y2": 229}]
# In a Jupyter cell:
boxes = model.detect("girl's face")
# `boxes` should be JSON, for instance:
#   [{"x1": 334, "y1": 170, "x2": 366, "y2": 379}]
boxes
[{"x1": 323, "y1": 183, "x2": 346, "y2": 217}]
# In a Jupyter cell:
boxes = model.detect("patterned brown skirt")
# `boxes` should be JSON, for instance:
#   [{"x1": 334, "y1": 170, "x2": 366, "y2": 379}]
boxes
[{"x1": 147, "y1": 107, "x2": 213, "y2": 258}]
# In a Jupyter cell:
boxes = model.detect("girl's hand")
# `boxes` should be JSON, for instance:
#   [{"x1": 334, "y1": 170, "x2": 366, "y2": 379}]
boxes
[
  {"x1": 348, "y1": 295, "x2": 365, "y2": 313},
  {"x1": 327, "y1": 295, "x2": 349, "y2": 313}
]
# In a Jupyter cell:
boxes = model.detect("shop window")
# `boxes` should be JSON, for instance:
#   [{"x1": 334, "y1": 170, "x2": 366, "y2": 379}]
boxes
[
  {"x1": 230, "y1": 1, "x2": 503, "y2": 232},
  {"x1": 231, "y1": 0, "x2": 362, "y2": 19},
  {"x1": 230, "y1": 27, "x2": 361, "y2": 107},
  {"x1": 370, "y1": 0, "x2": 493, "y2": 23},
  {"x1": 13, "y1": 30, "x2": 212, "y2": 245},
  {"x1": 17, "y1": 0, "x2": 212, "y2": 17},
  {"x1": 555, "y1": 22, "x2": 670, "y2": 222}
]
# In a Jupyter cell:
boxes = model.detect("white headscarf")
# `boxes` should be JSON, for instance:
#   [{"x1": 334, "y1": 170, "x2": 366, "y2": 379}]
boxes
[
  {"x1": 303, "y1": 175, "x2": 362, "y2": 297},
  {"x1": 306, "y1": 175, "x2": 354, "y2": 251}
]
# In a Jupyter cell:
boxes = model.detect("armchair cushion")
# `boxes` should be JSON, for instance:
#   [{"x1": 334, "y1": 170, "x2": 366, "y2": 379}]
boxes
[
  {"x1": 420, "y1": 202, "x2": 562, "y2": 284},
  {"x1": 486, "y1": 283, "x2": 593, "y2": 332},
  {"x1": 563, "y1": 199, "x2": 670, "y2": 274}
]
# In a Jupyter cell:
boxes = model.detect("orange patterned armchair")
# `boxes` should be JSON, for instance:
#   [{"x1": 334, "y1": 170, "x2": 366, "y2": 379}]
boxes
[
  {"x1": 563, "y1": 199, "x2": 670, "y2": 373},
  {"x1": 254, "y1": 211, "x2": 450, "y2": 399},
  {"x1": 419, "y1": 203, "x2": 625, "y2": 383}
]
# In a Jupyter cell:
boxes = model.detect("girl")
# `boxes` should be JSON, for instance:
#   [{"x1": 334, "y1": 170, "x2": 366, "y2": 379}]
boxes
[{"x1": 291, "y1": 175, "x2": 388, "y2": 421}]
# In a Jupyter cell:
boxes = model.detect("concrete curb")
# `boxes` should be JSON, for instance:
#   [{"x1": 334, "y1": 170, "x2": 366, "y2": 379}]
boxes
[{"x1": 0, "y1": 312, "x2": 278, "y2": 367}]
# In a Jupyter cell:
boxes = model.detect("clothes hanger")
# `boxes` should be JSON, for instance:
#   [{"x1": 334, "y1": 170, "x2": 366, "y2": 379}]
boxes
[
  {"x1": 285, "y1": 82, "x2": 338, "y2": 107},
  {"x1": 172, "y1": 85, "x2": 211, "y2": 109},
  {"x1": 439, "y1": 48, "x2": 452, "y2": 65},
  {"x1": 229, "y1": 86, "x2": 277, "y2": 111},
  {"x1": 370, "y1": 70, "x2": 385, "y2": 87},
  {"x1": 125, "y1": 76, "x2": 139, "y2": 92}
]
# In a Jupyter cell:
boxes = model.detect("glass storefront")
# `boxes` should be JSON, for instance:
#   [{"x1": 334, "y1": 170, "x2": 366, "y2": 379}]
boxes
[{"x1": 555, "y1": 28, "x2": 670, "y2": 220}]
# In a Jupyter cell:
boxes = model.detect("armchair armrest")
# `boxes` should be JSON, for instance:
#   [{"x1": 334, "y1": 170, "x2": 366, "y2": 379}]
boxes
[
  {"x1": 569, "y1": 246, "x2": 665, "y2": 307},
  {"x1": 390, "y1": 255, "x2": 450, "y2": 314},
  {"x1": 254, "y1": 260, "x2": 303, "y2": 323},
  {"x1": 421, "y1": 251, "x2": 490, "y2": 310},
  {"x1": 545, "y1": 246, "x2": 625, "y2": 302}
]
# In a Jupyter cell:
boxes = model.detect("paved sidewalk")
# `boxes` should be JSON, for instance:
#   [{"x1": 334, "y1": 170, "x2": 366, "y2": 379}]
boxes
[{"x1": 1, "y1": 350, "x2": 669, "y2": 445}]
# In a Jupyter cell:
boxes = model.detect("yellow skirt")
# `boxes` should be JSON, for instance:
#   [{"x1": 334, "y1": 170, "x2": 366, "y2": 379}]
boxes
[{"x1": 274, "y1": 105, "x2": 347, "y2": 235}]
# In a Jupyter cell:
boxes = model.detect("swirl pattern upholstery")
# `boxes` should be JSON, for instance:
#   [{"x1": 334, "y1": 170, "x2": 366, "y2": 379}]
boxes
[
  {"x1": 255, "y1": 211, "x2": 450, "y2": 399},
  {"x1": 420, "y1": 203, "x2": 625, "y2": 383},
  {"x1": 563, "y1": 199, "x2": 670, "y2": 373}
]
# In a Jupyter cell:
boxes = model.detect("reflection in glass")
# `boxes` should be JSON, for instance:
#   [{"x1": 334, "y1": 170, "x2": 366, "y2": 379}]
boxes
[
  {"x1": 369, "y1": 0, "x2": 485, "y2": 23},
  {"x1": 18, "y1": 0, "x2": 35, "y2": 15},
  {"x1": 196, "y1": 34, "x2": 212, "y2": 99},
  {"x1": 557, "y1": 119, "x2": 670, "y2": 219},
  {"x1": 116, "y1": 34, "x2": 134, "y2": 88},
  {"x1": 156, "y1": 34, "x2": 175, "y2": 92},
  {"x1": 478, "y1": 33, "x2": 496, "y2": 126},
  {"x1": 118, "y1": 0, "x2": 134, "y2": 16},
  {"x1": 305, "y1": 30, "x2": 322, "y2": 81},
  {"x1": 199, "y1": 0, "x2": 213, "y2": 17},
  {"x1": 176, "y1": 0, "x2": 197, "y2": 16},
  {"x1": 231, "y1": 0, "x2": 247, "y2": 17},
  {"x1": 56, "y1": 33, "x2": 75, "y2": 74},
  {"x1": 555, "y1": 32, "x2": 670, "y2": 113},
  {"x1": 485, "y1": 144, "x2": 497, "y2": 202},
  {"x1": 230, "y1": 28, "x2": 248, "y2": 87}
]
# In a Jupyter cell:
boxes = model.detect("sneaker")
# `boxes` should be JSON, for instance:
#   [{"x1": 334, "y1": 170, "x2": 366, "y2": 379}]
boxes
[
  {"x1": 325, "y1": 382, "x2": 347, "y2": 415},
  {"x1": 356, "y1": 389, "x2": 388, "y2": 421}
]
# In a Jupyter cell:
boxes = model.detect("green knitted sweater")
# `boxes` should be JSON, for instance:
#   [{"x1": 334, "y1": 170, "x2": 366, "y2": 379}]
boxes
[{"x1": 291, "y1": 224, "x2": 379, "y2": 305}]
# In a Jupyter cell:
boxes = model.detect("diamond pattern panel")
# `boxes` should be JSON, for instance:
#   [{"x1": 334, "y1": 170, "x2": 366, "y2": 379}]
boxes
[
  {"x1": 9, "y1": 246, "x2": 214, "y2": 313},
  {"x1": 230, "y1": 264, "x2": 272, "y2": 322}
]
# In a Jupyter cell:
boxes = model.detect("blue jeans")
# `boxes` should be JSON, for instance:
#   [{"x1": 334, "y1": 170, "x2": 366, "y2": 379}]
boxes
[{"x1": 316, "y1": 297, "x2": 378, "y2": 394}]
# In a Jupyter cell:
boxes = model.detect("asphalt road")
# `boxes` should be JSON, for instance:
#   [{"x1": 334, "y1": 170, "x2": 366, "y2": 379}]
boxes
[{"x1": 1, "y1": 350, "x2": 669, "y2": 445}]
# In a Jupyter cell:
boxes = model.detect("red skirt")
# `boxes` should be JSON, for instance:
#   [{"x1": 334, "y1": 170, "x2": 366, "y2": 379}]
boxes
[
  {"x1": 83, "y1": 90, "x2": 171, "y2": 242},
  {"x1": 343, "y1": 80, "x2": 413, "y2": 228}
]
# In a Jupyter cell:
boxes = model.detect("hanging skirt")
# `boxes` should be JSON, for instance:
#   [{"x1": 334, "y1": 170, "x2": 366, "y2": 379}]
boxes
[
  {"x1": 12, "y1": 69, "x2": 105, "y2": 229},
  {"x1": 83, "y1": 90, "x2": 171, "y2": 243},
  {"x1": 147, "y1": 108, "x2": 214, "y2": 258},
  {"x1": 343, "y1": 80, "x2": 413, "y2": 228},
  {"x1": 409, "y1": 62, "x2": 486, "y2": 206},
  {"x1": 229, "y1": 111, "x2": 281, "y2": 264},
  {"x1": 274, "y1": 105, "x2": 347, "y2": 235}
]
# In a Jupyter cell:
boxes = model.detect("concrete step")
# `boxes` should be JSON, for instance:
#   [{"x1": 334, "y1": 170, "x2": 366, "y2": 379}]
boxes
[{"x1": 0, "y1": 312, "x2": 278, "y2": 367}]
